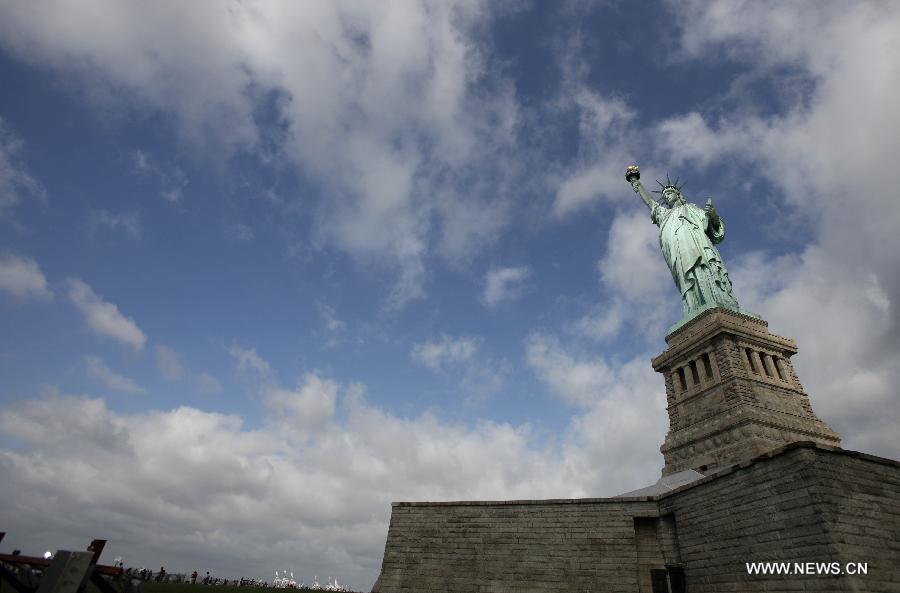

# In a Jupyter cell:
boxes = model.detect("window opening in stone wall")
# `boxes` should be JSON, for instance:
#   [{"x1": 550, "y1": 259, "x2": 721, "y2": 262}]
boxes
[
  {"x1": 773, "y1": 357, "x2": 784, "y2": 380},
  {"x1": 677, "y1": 367, "x2": 687, "y2": 391},
  {"x1": 745, "y1": 348, "x2": 757, "y2": 373},
  {"x1": 689, "y1": 360, "x2": 700, "y2": 385},
  {"x1": 701, "y1": 352, "x2": 713, "y2": 380}
]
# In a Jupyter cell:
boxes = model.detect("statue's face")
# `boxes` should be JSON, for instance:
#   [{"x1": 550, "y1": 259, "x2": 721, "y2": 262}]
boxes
[{"x1": 663, "y1": 188, "x2": 682, "y2": 206}]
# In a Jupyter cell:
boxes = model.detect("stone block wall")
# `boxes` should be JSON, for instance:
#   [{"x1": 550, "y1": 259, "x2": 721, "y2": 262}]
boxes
[
  {"x1": 658, "y1": 444, "x2": 900, "y2": 591},
  {"x1": 372, "y1": 444, "x2": 900, "y2": 592},
  {"x1": 372, "y1": 498, "x2": 659, "y2": 593}
]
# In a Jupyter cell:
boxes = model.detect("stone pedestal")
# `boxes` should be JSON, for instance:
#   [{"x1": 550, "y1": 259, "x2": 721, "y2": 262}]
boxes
[{"x1": 652, "y1": 307, "x2": 841, "y2": 476}]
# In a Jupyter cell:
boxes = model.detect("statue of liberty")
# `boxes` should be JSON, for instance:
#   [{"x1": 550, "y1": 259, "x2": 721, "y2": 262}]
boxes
[{"x1": 625, "y1": 165, "x2": 755, "y2": 332}]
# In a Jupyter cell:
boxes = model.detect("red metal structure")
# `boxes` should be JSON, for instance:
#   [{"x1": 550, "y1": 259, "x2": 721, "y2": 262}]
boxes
[{"x1": 0, "y1": 533, "x2": 123, "y2": 593}]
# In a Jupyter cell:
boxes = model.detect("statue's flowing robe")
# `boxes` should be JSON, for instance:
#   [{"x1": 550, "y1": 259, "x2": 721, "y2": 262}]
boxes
[{"x1": 650, "y1": 200, "x2": 739, "y2": 315}]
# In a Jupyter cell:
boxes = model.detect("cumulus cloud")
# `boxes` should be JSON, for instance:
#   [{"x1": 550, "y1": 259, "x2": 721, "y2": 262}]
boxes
[
  {"x1": 0, "y1": 2, "x2": 521, "y2": 307},
  {"x1": 731, "y1": 248, "x2": 900, "y2": 456},
  {"x1": 554, "y1": 157, "x2": 630, "y2": 217},
  {"x1": 570, "y1": 301, "x2": 624, "y2": 342},
  {"x1": 0, "y1": 382, "x2": 562, "y2": 590},
  {"x1": 156, "y1": 345, "x2": 186, "y2": 381},
  {"x1": 0, "y1": 353, "x2": 668, "y2": 588},
  {"x1": 483, "y1": 266, "x2": 531, "y2": 307},
  {"x1": 411, "y1": 335, "x2": 481, "y2": 371},
  {"x1": 524, "y1": 331, "x2": 668, "y2": 492},
  {"x1": 85, "y1": 355, "x2": 144, "y2": 394},
  {"x1": 547, "y1": 30, "x2": 639, "y2": 217},
  {"x1": 568, "y1": 209, "x2": 678, "y2": 343},
  {"x1": 0, "y1": 388, "x2": 133, "y2": 454},
  {"x1": 0, "y1": 252, "x2": 52, "y2": 300},
  {"x1": 411, "y1": 335, "x2": 507, "y2": 401},
  {"x1": 88, "y1": 209, "x2": 141, "y2": 239},
  {"x1": 598, "y1": 210, "x2": 670, "y2": 302},
  {"x1": 525, "y1": 333, "x2": 612, "y2": 408},
  {"x1": 265, "y1": 374, "x2": 340, "y2": 438},
  {"x1": 67, "y1": 278, "x2": 146, "y2": 350},
  {"x1": 0, "y1": 117, "x2": 45, "y2": 218}
]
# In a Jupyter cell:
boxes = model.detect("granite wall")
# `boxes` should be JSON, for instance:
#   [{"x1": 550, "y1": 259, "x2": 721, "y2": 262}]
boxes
[
  {"x1": 658, "y1": 444, "x2": 900, "y2": 592},
  {"x1": 372, "y1": 497, "x2": 658, "y2": 592},
  {"x1": 372, "y1": 444, "x2": 900, "y2": 592}
]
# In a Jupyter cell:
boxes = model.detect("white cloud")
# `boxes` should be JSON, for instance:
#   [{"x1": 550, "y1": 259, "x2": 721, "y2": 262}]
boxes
[
  {"x1": 549, "y1": 39, "x2": 638, "y2": 217},
  {"x1": 265, "y1": 374, "x2": 340, "y2": 438},
  {"x1": 88, "y1": 209, "x2": 141, "y2": 238},
  {"x1": 227, "y1": 343, "x2": 275, "y2": 386},
  {"x1": 433, "y1": 191, "x2": 511, "y2": 265},
  {"x1": 483, "y1": 266, "x2": 531, "y2": 307},
  {"x1": 524, "y1": 332, "x2": 668, "y2": 493},
  {"x1": 571, "y1": 301, "x2": 624, "y2": 341},
  {"x1": 0, "y1": 2, "x2": 521, "y2": 307},
  {"x1": 0, "y1": 388, "x2": 133, "y2": 454},
  {"x1": 558, "y1": 354, "x2": 669, "y2": 494},
  {"x1": 195, "y1": 372, "x2": 222, "y2": 395},
  {"x1": 0, "y1": 252, "x2": 52, "y2": 300},
  {"x1": 67, "y1": 278, "x2": 146, "y2": 350},
  {"x1": 131, "y1": 149, "x2": 188, "y2": 202},
  {"x1": 525, "y1": 333, "x2": 612, "y2": 408},
  {"x1": 0, "y1": 359, "x2": 669, "y2": 588},
  {"x1": 411, "y1": 335, "x2": 481, "y2": 371},
  {"x1": 317, "y1": 302, "x2": 346, "y2": 334},
  {"x1": 0, "y1": 117, "x2": 45, "y2": 217},
  {"x1": 655, "y1": 112, "x2": 741, "y2": 170},
  {"x1": 554, "y1": 157, "x2": 632, "y2": 217},
  {"x1": 567, "y1": 209, "x2": 677, "y2": 343},
  {"x1": 598, "y1": 209, "x2": 670, "y2": 302},
  {"x1": 131, "y1": 149, "x2": 154, "y2": 174},
  {"x1": 159, "y1": 187, "x2": 182, "y2": 203},
  {"x1": 0, "y1": 382, "x2": 567, "y2": 589},
  {"x1": 411, "y1": 335, "x2": 507, "y2": 401},
  {"x1": 85, "y1": 355, "x2": 144, "y2": 394},
  {"x1": 731, "y1": 248, "x2": 900, "y2": 456},
  {"x1": 155, "y1": 345, "x2": 185, "y2": 381}
]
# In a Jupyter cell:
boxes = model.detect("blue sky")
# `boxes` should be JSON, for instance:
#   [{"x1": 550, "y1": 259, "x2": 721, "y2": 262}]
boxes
[{"x1": 1, "y1": 1, "x2": 899, "y2": 589}]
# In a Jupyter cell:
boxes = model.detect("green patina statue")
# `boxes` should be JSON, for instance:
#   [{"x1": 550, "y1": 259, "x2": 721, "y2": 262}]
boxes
[{"x1": 625, "y1": 165, "x2": 756, "y2": 333}]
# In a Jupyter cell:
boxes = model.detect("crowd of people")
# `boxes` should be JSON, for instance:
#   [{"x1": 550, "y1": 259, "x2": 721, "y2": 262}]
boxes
[
  {"x1": 118, "y1": 566, "x2": 351, "y2": 591},
  {"x1": 1, "y1": 551, "x2": 354, "y2": 593}
]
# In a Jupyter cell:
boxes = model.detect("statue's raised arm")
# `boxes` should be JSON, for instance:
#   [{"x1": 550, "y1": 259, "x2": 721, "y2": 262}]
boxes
[
  {"x1": 625, "y1": 165, "x2": 657, "y2": 212},
  {"x1": 623, "y1": 164, "x2": 754, "y2": 333}
]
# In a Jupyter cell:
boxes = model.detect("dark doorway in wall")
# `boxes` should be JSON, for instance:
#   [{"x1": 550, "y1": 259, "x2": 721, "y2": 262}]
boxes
[{"x1": 650, "y1": 569, "x2": 669, "y2": 593}]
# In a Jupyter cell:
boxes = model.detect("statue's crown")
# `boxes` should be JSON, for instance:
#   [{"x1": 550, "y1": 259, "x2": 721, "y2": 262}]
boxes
[{"x1": 652, "y1": 173, "x2": 685, "y2": 195}]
